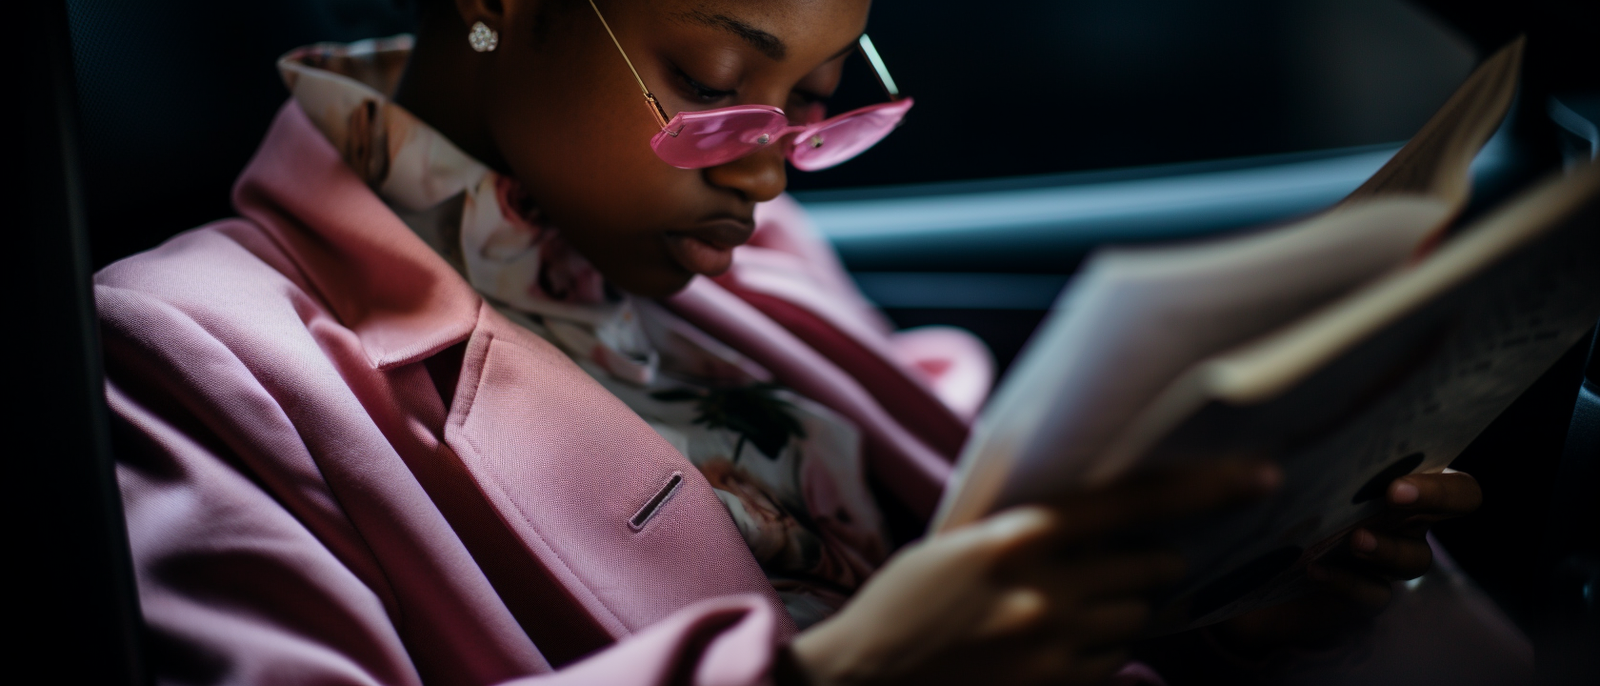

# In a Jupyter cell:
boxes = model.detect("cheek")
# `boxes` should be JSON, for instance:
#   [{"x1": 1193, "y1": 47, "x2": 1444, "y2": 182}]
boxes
[
  {"x1": 483, "y1": 51, "x2": 651, "y2": 217},
  {"x1": 481, "y1": 42, "x2": 704, "y2": 295}
]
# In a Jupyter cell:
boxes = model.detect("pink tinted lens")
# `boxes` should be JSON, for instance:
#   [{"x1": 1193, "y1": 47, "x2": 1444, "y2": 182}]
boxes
[
  {"x1": 787, "y1": 98, "x2": 913, "y2": 171},
  {"x1": 651, "y1": 106, "x2": 788, "y2": 169}
]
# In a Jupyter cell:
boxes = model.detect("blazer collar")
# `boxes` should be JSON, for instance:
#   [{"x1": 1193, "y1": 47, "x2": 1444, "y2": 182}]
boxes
[{"x1": 232, "y1": 101, "x2": 481, "y2": 369}]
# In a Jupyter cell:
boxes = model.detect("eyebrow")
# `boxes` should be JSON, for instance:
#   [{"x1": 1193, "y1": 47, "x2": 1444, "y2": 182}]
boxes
[{"x1": 678, "y1": 10, "x2": 787, "y2": 60}]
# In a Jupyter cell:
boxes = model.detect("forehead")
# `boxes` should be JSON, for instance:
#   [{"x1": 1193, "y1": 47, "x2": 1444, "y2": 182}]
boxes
[{"x1": 655, "y1": 0, "x2": 871, "y2": 62}]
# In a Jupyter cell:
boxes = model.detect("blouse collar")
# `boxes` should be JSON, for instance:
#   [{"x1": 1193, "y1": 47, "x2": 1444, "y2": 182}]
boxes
[
  {"x1": 279, "y1": 37, "x2": 662, "y2": 384},
  {"x1": 279, "y1": 36, "x2": 483, "y2": 213}
]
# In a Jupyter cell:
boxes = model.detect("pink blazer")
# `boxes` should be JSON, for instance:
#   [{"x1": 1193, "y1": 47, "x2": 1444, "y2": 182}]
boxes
[{"x1": 98, "y1": 102, "x2": 991, "y2": 685}]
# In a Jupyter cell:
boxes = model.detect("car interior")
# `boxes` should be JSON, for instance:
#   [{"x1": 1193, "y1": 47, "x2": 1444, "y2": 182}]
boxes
[{"x1": 12, "y1": 0, "x2": 1597, "y2": 683}]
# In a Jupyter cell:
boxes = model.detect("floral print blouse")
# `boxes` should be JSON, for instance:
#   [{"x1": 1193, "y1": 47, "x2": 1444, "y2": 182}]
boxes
[{"x1": 279, "y1": 37, "x2": 890, "y2": 628}]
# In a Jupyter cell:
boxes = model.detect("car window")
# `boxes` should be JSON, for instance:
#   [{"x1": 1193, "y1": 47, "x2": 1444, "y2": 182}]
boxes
[{"x1": 787, "y1": 0, "x2": 1475, "y2": 193}]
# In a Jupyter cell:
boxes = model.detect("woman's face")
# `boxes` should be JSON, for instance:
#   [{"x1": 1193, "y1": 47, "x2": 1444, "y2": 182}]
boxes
[{"x1": 466, "y1": 0, "x2": 872, "y2": 297}]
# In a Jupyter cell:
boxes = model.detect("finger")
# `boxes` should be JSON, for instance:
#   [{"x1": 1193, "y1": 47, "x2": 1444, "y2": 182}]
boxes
[
  {"x1": 1013, "y1": 641, "x2": 1077, "y2": 685},
  {"x1": 993, "y1": 556, "x2": 1175, "y2": 647},
  {"x1": 1387, "y1": 471, "x2": 1482, "y2": 517},
  {"x1": 1029, "y1": 551, "x2": 1187, "y2": 597},
  {"x1": 1048, "y1": 459, "x2": 1281, "y2": 541},
  {"x1": 1059, "y1": 648, "x2": 1133, "y2": 685},
  {"x1": 1388, "y1": 515, "x2": 1437, "y2": 538},
  {"x1": 950, "y1": 506, "x2": 1061, "y2": 564},
  {"x1": 1361, "y1": 510, "x2": 1441, "y2": 539},
  {"x1": 973, "y1": 587, "x2": 1052, "y2": 639},
  {"x1": 1348, "y1": 528, "x2": 1433, "y2": 580},
  {"x1": 1235, "y1": 591, "x2": 1375, "y2": 646},
  {"x1": 1306, "y1": 563, "x2": 1393, "y2": 615},
  {"x1": 1067, "y1": 600, "x2": 1152, "y2": 648}
]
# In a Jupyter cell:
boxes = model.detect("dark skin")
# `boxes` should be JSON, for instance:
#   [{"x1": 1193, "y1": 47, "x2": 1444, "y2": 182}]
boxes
[
  {"x1": 394, "y1": 1, "x2": 1484, "y2": 682},
  {"x1": 1212, "y1": 470, "x2": 1484, "y2": 656},
  {"x1": 396, "y1": 0, "x2": 855, "y2": 296}
]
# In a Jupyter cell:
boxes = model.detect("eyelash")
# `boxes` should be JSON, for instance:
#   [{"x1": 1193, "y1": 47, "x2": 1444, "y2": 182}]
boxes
[
  {"x1": 670, "y1": 65, "x2": 832, "y2": 110},
  {"x1": 673, "y1": 67, "x2": 735, "y2": 103}
]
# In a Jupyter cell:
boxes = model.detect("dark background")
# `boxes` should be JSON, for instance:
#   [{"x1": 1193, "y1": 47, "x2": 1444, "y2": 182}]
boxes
[
  {"x1": 67, "y1": 0, "x2": 1476, "y2": 269},
  {"x1": 793, "y1": 0, "x2": 1474, "y2": 190}
]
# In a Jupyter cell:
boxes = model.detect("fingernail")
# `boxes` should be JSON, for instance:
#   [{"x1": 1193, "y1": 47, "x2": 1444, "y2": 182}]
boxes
[
  {"x1": 1389, "y1": 480, "x2": 1419, "y2": 505},
  {"x1": 1352, "y1": 529, "x2": 1377, "y2": 554}
]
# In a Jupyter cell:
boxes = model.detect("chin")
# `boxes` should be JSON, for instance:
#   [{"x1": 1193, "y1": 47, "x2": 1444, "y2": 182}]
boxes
[{"x1": 613, "y1": 266, "x2": 698, "y2": 299}]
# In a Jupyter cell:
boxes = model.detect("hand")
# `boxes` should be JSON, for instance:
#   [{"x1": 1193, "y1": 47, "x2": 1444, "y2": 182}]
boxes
[
  {"x1": 780, "y1": 459, "x2": 1282, "y2": 686},
  {"x1": 1211, "y1": 469, "x2": 1483, "y2": 655}
]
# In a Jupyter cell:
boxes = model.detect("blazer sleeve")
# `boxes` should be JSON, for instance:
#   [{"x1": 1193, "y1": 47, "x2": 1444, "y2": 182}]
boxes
[
  {"x1": 741, "y1": 195, "x2": 996, "y2": 424},
  {"x1": 497, "y1": 596, "x2": 783, "y2": 686}
]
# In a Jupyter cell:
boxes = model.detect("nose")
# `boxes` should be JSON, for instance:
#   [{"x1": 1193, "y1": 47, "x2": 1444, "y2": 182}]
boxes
[{"x1": 702, "y1": 144, "x2": 787, "y2": 204}]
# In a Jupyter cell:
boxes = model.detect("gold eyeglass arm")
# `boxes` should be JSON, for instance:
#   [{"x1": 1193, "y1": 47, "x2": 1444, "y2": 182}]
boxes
[
  {"x1": 587, "y1": 0, "x2": 672, "y2": 128},
  {"x1": 857, "y1": 34, "x2": 901, "y2": 99}
]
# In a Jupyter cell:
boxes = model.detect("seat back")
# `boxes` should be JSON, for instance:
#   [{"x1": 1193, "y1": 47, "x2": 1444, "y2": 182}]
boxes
[
  {"x1": 14, "y1": 1, "x2": 147, "y2": 683},
  {"x1": 1535, "y1": 325, "x2": 1600, "y2": 685},
  {"x1": 66, "y1": 0, "x2": 414, "y2": 269}
]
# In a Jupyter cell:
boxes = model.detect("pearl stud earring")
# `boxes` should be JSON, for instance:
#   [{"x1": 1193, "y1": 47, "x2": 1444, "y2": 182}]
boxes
[{"x1": 468, "y1": 21, "x2": 499, "y2": 52}]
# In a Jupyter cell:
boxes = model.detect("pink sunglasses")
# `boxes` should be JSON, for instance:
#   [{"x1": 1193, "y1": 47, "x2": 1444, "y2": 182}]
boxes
[{"x1": 587, "y1": 0, "x2": 913, "y2": 171}]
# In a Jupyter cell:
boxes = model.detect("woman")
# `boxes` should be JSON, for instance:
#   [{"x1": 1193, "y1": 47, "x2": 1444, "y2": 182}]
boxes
[{"x1": 98, "y1": 0, "x2": 1481, "y2": 683}]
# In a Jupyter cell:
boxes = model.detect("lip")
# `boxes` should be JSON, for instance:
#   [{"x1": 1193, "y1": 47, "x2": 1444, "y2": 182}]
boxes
[{"x1": 664, "y1": 217, "x2": 755, "y2": 277}]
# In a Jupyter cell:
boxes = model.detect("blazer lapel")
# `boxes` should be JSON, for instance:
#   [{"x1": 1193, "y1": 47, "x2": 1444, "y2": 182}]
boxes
[{"x1": 436, "y1": 304, "x2": 791, "y2": 662}]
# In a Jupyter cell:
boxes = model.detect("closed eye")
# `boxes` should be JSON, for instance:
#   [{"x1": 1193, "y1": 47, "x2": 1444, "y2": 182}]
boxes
[{"x1": 672, "y1": 66, "x2": 737, "y2": 104}]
